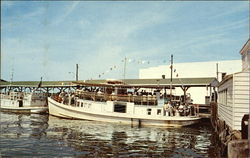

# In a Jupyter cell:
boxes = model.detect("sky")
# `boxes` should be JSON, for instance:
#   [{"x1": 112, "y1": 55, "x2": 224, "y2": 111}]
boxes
[{"x1": 1, "y1": 1, "x2": 249, "y2": 81}]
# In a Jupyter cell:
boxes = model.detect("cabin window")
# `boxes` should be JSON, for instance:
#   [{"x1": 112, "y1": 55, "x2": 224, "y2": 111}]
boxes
[
  {"x1": 147, "y1": 109, "x2": 152, "y2": 115},
  {"x1": 114, "y1": 102, "x2": 126, "y2": 113},
  {"x1": 157, "y1": 109, "x2": 161, "y2": 115},
  {"x1": 19, "y1": 100, "x2": 23, "y2": 107}
]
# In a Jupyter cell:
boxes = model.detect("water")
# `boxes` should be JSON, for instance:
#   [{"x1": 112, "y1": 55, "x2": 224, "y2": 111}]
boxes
[{"x1": 0, "y1": 112, "x2": 221, "y2": 157}]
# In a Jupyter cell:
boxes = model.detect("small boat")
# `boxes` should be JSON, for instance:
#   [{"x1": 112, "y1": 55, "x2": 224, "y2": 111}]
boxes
[
  {"x1": 0, "y1": 91, "x2": 48, "y2": 114},
  {"x1": 48, "y1": 81, "x2": 201, "y2": 127}
]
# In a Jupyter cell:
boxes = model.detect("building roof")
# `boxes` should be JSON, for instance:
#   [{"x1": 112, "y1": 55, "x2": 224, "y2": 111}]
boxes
[
  {"x1": 0, "y1": 77, "x2": 218, "y2": 88},
  {"x1": 218, "y1": 74, "x2": 233, "y2": 87},
  {"x1": 83, "y1": 77, "x2": 219, "y2": 87},
  {"x1": 0, "y1": 80, "x2": 75, "y2": 87},
  {"x1": 240, "y1": 39, "x2": 250, "y2": 55}
]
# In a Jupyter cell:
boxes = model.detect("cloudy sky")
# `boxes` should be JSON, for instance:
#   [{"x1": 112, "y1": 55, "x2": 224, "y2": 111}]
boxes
[{"x1": 1, "y1": 1, "x2": 249, "y2": 81}]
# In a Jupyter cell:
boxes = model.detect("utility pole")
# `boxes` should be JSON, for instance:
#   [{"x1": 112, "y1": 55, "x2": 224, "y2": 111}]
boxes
[
  {"x1": 170, "y1": 54, "x2": 173, "y2": 101},
  {"x1": 76, "y1": 64, "x2": 79, "y2": 81},
  {"x1": 123, "y1": 57, "x2": 127, "y2": 84}
]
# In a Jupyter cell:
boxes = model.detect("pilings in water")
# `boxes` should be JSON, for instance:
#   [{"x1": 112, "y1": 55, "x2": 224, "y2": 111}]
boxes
[
  {"x1": 210, "y1": 102, "x2": 250, "y2": 157},
  {"x1": 228, "y1": 140, "x2": 250, "y2": 158}
]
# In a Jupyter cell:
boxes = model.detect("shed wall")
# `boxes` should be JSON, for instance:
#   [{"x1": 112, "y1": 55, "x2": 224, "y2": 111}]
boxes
[
  {"x1": 218, "y1": 79, "x2": 234, "y2": 128},
  {"x1": 233, "y1": 71, "x2": 250, "y2": 130}
]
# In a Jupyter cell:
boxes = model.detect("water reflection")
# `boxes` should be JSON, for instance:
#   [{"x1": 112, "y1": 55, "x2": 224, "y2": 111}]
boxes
[
  {"x1": 0, "y1": 112, "x2": 48, "y2": 139},
  {"x1": 0, "y1": 112, "x2": 220, "y2": 157}
]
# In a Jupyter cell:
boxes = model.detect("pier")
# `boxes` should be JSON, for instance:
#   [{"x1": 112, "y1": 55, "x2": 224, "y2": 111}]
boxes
[{"x1": 0, "y1": 80, "x2": 79, "y2": 93}]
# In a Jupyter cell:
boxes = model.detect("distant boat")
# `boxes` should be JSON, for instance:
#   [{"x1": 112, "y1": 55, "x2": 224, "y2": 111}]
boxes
[
  {"x1": 0, "y1": 91, "x2": 48, "y2": 114},
  {"x1": 48, "y1": 81, "x2": 201, "y2": 127}
]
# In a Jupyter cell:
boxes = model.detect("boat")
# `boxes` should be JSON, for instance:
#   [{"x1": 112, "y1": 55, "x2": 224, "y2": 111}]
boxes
[
  {"x1": 48, "y1": 81, "x2": 201, "y2": 127},
  {"x1": 0, "y1": 91, "x2": 48, "y2": 114}
]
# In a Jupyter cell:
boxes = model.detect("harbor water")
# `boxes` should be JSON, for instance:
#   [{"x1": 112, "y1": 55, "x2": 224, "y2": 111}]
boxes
[{"x1": 0, "y1": 112, "x2": 221, "y2": 157}]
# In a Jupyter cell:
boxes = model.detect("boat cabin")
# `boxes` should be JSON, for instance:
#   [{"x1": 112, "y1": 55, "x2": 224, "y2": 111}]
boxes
[{"x1": 51, "y1": 81, "x2": 198, "y2": 118}]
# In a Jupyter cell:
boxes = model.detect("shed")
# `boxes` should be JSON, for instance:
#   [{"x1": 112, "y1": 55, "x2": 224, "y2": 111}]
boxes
[
  {"x1": 218, "y1": 71, "x2": 250, "y2": 130},
  {"x1": 218, "y1": 39, "x2": 250, "y2": 130}
]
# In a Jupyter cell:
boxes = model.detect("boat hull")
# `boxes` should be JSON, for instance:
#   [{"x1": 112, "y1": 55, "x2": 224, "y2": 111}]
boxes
[
  {"x1": 0, "y1": 106, "x2": 48, "y2": 114},
  {"x1": 48, "y1": 98, "x2": 200, "y2": 127},
  {"x1": 0, "y1": 92, "x2": 48, "y2": 114}
]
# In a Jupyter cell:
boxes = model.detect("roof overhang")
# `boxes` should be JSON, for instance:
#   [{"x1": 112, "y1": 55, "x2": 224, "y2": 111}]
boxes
[
  {"x1": 74, "y1": 77, "x2": 219, "y2": 88},
  {"x1": 0, "y1": 77, "x2": 219, "y2": 88}
]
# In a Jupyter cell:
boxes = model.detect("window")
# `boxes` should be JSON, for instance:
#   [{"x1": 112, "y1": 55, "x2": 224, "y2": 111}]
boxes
[
  {"x1": 147, "y1": 109, "x2": 152, "y2": 115},
  {"x1": 81, "y1": 102, "x2": 83, "y2": 107},
  {"x1": 114, "y1": 102, "x2": 126, "y2": 113},
  {"x1": 219, "y1": 89, "x2": 227, "y2": 106},
  {"x1": 157, "y1": 109, "x2": 162, "y2": 115}
]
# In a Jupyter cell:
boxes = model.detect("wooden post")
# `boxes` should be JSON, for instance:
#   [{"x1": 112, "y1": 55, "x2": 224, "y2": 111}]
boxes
[
  {"x1": 228, "y1": 140, "x2": 250, "y2": 158},
  {"x1": 209, "y1": 86, "x2": 212, "y2": 102},
  {"x1": 181, "y1": 86, "x2": 190, "y2": 104}
]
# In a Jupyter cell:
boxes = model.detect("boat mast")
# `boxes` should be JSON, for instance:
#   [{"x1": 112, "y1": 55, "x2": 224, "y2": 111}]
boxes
[
  {"x1": 123, "y1": 57, "x2": 127, "y2": 84},
  {"x1": 76, "y1": 64, "x2": 79, "y2": 81},
  {"x1": 10, "y1": 67, "x2": 14, "y2": 86},
  {"x1": 170, "y1": 54, "x2": 173, "y2": 101}
]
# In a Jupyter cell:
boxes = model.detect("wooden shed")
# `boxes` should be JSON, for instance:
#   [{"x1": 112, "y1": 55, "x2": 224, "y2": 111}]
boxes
[{"x1": 218, "y1": 39, "x2": 250, "y2": 130}]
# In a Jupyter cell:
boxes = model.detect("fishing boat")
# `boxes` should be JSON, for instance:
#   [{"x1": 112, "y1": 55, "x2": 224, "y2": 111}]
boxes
[
  {"x1": 48, "y1": 81, "x2": 201, "y2": 127},
  {"x1": 0, "y1": 91, "x2": 48, "y2": 114}
]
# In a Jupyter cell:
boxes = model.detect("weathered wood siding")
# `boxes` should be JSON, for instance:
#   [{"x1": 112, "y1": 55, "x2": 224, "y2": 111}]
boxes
[
  {"x1": 233, "y1": 71, "x2": 250, "y2": 130},
  {"x1": 218, "y1": 78, "x2": 234, "y2": 128}
]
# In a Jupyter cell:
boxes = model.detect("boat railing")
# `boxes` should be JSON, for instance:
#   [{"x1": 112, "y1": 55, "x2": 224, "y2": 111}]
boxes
[
  {"x1": 74, "y1": 91, "x2": 158, "y2": 105},
  {"x1": 0, "y1": 94, "x2": 10, "y2": 100}
]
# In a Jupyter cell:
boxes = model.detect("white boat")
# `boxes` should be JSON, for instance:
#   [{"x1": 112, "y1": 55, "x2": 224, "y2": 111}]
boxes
[
  {"x1": 0, "y1": 91, "x2": 48, "y2": 114},
  {"x1": 48, "y1": 82, "x2": 201, "y2": 127}
]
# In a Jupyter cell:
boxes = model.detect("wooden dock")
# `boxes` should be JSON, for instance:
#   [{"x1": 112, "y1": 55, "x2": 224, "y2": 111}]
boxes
[{"x1": 193, "y1": 104, "x2": 211, "y2": 118}]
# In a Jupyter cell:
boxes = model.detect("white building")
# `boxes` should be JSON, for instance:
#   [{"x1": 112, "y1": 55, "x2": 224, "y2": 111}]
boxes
[
  {"x1": 218, "y1": 39, "x2": 250, "y2": 130},
  {"x1": 139, "y1": 60, "x2": 241, "y2": 104}
]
